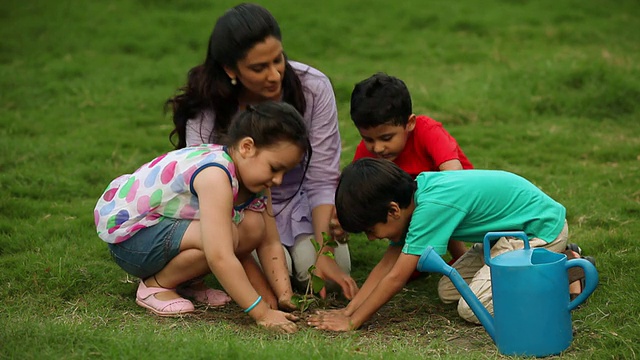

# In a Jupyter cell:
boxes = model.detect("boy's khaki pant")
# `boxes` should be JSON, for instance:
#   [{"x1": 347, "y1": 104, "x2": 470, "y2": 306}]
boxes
[{"x1": 438, "y1": 222, "x2": 568, "y2": 324}]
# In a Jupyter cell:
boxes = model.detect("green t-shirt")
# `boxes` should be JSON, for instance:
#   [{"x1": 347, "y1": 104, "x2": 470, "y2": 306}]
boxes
[{"x1": 402, "y1": 170, "x2": 566, "y2": 256}]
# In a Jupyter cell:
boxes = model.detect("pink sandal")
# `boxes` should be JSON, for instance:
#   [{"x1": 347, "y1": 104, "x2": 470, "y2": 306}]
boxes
[
  {"x1": 177, "y1": 285, "x2": 232, "y2": 307},
  {"x1": 136, "y1": 281, "x2": 195, "y2": 317}
]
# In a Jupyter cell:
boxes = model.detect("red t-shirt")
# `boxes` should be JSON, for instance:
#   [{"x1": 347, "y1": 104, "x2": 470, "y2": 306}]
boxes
[{"x1": 352, "y1": 115, "x2": 473, "y2": 178}]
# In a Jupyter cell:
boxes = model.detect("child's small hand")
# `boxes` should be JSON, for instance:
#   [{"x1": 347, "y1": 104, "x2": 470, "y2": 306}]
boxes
[
  {"x1": 314, "y1": 308, "x2": 347, "y2": 316},
  {"x1": 257, "y1": 309, "x2": 299, "y2": 333},
  {"x1": 307, "y1": 311, "x2": 355, "y2": 332},
  {"x1": 277, "y1": 295, "x2": 298, "y2": 311}
]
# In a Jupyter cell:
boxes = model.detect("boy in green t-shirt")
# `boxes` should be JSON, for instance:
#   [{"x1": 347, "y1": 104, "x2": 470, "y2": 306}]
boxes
[
  {"x1": 349, "y1": 73, "x2": 472, "y2": 265},
  {"x1": 308, "y1": 158, "x2": 573, "y2": 331}
]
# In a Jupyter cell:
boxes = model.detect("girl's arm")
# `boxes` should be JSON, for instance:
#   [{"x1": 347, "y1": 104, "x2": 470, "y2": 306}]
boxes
[
  {"x1": 194, "y1": 167, "x2": 296, "y2": 331},
  {"x1": 256, "y1": 190, "x2": 295, "y2": 309},
  {"x1": 194, "y1": 167, "x2": 268, "y2": 315},
  {"x1": 239, "y1": 254, "x2": 278, "y2": 309}
]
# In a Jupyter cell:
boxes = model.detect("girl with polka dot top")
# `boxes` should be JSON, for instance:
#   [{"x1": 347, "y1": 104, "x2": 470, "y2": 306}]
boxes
[{"x1": 95, "y1": 102, "x2": 309, "y2": 333}]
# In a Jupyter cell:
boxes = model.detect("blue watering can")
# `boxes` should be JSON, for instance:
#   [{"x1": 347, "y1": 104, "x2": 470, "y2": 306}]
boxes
[{"x1": 417, "y1": 231, "x2": 598, "y2": 357}]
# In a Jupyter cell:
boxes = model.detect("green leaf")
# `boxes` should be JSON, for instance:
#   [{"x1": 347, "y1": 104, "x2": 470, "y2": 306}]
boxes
[
  {"x1": 311, "y1": 274, "x2": 325, "y2": 293},
  {"x1": 310, "y1": 237, "x2": 321, "y2": 252},
  {"x1": 322, "y1": 251, "x2": 335, "y2": 259},
  {"x1": 322, "y1": 232, "x2": 332, "y2": 243},
  {"x1": 307, "y1": 264, "x2": 316, "y2": 273},
  {"x1": 300, "y1": 298, "x2": 312, "y2": 312},
  {"x1": 325, "y1": 240, "x2": 338, "y2": 248},
  {"x1": 290, "y1": 294, "x2": 302, "y2": 307}
]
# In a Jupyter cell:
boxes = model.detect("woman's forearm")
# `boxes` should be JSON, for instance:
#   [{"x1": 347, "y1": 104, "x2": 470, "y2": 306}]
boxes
[{"x1": 311, "y1": 203, "x2": 334, "y2": 248}]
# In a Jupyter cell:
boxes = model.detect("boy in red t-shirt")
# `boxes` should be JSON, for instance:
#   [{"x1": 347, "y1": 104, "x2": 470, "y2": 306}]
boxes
[{"x1": 350, "y1": 73, "x2": 473, "y2": 264}]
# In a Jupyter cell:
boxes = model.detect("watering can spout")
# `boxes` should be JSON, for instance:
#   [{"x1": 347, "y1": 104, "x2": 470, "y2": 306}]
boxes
[
  {"x1": 417, "y1": 246, "x2": 496, "y2": 342},
  {"x1": 419, "y1": 233, "x2": 599, "y2": 357}
]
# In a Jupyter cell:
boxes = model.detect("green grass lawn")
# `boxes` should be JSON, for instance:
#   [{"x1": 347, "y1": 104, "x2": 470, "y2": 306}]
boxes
[{"x1": 1, "y1": 0, "x2": 639, "y2": 358}]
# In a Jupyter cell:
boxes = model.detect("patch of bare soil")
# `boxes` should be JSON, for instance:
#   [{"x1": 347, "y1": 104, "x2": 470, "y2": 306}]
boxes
[{"x1": 177, "y1": 276, "x2": 500, "y2": 355}]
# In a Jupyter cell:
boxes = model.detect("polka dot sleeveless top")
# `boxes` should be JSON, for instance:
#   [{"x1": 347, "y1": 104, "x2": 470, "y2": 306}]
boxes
[{"x1": 94, "y1": 144, "x2": 267, "y2": 244}]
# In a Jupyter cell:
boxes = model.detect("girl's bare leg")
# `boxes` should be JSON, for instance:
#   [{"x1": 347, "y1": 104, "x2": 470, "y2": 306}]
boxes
[{"x1": 145, "y1": 221, "x2": 210, "y2": 300}]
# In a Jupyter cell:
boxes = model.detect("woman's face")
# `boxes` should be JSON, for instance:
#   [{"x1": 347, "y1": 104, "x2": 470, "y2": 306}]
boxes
[{"x1": 226, "y1": 36, "x2": 286, "y2": 102}]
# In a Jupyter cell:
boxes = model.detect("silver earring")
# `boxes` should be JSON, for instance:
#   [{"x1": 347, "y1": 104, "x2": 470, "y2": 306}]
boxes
[{"x1": 230, "y1": 78, "x2": 237, "y2": 86}]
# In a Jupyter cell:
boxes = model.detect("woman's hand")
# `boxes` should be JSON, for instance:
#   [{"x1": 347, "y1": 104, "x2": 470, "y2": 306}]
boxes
[
  {"x1": 314, "y1": 255, "x2": 359, "y2": 300},
  {"x1": 329, "y1": 207, "x2": 348, "y2": 243},
  {"x1": 256, "y1": 309, "x2": 299, "y2": 333}
]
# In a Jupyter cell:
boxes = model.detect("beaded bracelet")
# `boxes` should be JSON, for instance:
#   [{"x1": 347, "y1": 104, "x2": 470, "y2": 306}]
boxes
[{"x1": 243, "y1": 296, "x2": 262, "y2": 313}]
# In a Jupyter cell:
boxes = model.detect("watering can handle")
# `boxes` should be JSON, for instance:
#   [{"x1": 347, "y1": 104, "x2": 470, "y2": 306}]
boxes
[
  {"x1": 566, "y1": 258, "x2": 599, "y2": 311},
  {"x1": 483, "y1": 231, "x2": 530, "y2": 266}
]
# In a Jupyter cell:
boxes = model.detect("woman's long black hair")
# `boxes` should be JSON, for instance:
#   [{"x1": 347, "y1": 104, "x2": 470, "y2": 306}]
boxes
[{"x1": 166, "y1": 3, "x2": 306, "y2": 149}]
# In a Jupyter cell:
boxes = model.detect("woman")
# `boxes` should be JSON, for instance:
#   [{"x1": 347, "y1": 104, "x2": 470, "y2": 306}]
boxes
[{"x1": 166, "y1": 3, "x2": 358, "y2": 300}]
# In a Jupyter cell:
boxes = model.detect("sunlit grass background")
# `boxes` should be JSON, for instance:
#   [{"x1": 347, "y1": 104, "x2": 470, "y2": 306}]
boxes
[{"x1": 1, "y1": 0, "x2": 639, "y2": 358}]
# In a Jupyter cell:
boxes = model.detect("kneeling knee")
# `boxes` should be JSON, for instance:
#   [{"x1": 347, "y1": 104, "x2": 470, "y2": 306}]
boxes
[
  {"x1": 457, "y1": 300, "x2": 481, "y2": 324},
  {"x1": 240, "y1": 211, "x2": 266, "y2": 243}
]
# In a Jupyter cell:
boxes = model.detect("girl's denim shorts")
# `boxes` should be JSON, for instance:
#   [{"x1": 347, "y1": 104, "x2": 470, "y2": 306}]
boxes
[{"x1": 108, "y1": 218, "x2": 190, "y2": 279}]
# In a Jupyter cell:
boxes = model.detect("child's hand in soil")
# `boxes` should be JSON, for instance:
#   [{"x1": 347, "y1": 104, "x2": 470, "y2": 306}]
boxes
[
  {"x1": 257, "y1": 309, "x2": 299, "y2": 333},
  {"x1": 278, "y1": 294, "x2": 298, "y2": 311},
  {"x1": 314, "y1": 308, "x2": 347, "y2": 316},
  {"x1": 307, "y1": 311, "x2": 354, "y2": 332}
]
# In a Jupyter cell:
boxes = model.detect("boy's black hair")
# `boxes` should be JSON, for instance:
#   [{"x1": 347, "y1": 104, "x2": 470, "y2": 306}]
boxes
[
  {"x1": 350, "y1": 73, "x2": 413, "y2": 129},
  {"x1": 335, "y1": 158, "x2": 416, "y2": 233}
]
